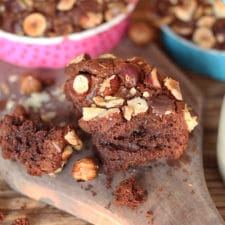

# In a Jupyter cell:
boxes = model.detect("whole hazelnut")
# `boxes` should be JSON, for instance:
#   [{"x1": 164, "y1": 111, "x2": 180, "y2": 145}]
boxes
[
  {"x1": 120, "y1": 63, "x2": 141, "y2": 88},
  {"x1": 128, "y1": 22, "x2": 157, "y2": 46},
  {"x1": 73, "y1": 74, "x2": 91, "y2": 95},
  {"x1": 72, "y1": 158, "x2": 98, "y2": 181},
  {"x1": 19, "y1": 74, "x2": 43, "y2": 95},
  {"x1": 23, "y1": 13, "x2": 47, "y2": 37}
]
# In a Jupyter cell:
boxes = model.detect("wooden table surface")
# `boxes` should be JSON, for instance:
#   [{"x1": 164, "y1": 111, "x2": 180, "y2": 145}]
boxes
[{"x1": 1, "y1": 0, "x2": 225, "y2": 224}]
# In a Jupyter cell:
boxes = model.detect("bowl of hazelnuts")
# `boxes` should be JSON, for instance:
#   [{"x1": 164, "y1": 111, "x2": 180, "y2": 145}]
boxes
[
  {"x1": 0, "y1": 0, "x2": 138, "y2": 68},
  {"x1": 150, "y1": 0, "x2": 225, "y2": 80}
]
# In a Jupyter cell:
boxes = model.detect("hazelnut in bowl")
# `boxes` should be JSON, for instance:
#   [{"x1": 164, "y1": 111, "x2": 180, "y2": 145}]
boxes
[
  {"x1": 152, "y1": 0, "x2": 225, "y2": 80},
  {"x1": 0, "y1": 0, "x2": 138, "y2": 68}
]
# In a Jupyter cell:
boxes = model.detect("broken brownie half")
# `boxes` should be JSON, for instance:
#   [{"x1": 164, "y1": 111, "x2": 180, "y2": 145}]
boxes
[
  {"x1": 0, "y1": 105, "x2": 82, "y2": 176},
  {"x1": 64, "y1": 54, "x2": 198, "y2": 174}
]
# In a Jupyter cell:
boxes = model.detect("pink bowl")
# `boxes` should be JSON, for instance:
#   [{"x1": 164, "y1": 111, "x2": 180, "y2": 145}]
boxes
[{"x1": 0, "y1": 0, "x2": 138, "y2": 68}]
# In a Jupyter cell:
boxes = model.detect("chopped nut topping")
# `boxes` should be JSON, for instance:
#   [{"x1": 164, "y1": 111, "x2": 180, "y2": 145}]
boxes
[
  {"x1": 164, "y1": 77, "x2": 183, "y2": 101},
  {"x1": 127, "y1": 97, "x2": 149, "y2": 117},
  {"x1": 130, "y1": 87, "x2": 137, "y2": 96},
  {"x1": 82, "y1": 107, "x2": 106, "y2": 121},
  {"x1": 145, "y1": 68, "x2": 161, "y2": 88},
  {"x1": 23, "y1": 13, "x2": 47, "y2": 37},
  {"x1": 68, "y1": 54, "x2": 90, "y2": 65},
  {"x1": 62, "y1": 145, "x2": 73, "y2": 161},
  {"x1": 183, "y1": 105, "x2": 198, "y2": 132},
  {"x1": 98, "y1": 53, "x2": 117, "y2": 59},
  {"x1": 122, "y1": 105, "x2": 134, "y2": 121},
  {"x1": 64, "y1": 129, "x2": 83, "y2": 151},
  {"x1": 93, "y1": 95, "x2": 124, "y2": 108},
  {"x1": 73, "y1": 74, "x2": 91, "y2": 95},
  {"x1": 143, "y1": 91, "x2": 150, "y2": 98},
  {"x1": 72, "y1": 158, "x2": 98, "y2": 181},
  {"x1": 99, "y1": 75, "x2": 120, "y2": 95},
  {"x1": 82, "y1": 107, "x2": 120, "y2": 121}
]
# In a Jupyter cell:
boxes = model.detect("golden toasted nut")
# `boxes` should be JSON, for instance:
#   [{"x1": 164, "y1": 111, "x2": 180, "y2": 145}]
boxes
[
  {"x1": 23, "y1": 13, "x2": 47, "y2": 37},
  {"x1": 72, "y1": 158, "x2": 98, "y2": 181},
  {"x1": 128, "y1": 22, "x2": 157, "y2": 46},
  {"x1": 192, "y1": 27, "x2": 216, "y2": 49},
  {"x1": 57, "y1": 0, "x2": 76, "y2": 11},
  {"x1": 19, "y1": 74, "x2": 43, "y2": 95}
]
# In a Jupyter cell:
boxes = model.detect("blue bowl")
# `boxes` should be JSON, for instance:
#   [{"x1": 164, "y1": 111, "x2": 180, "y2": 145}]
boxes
[{"x1": 161, "y1": 26, "x2": 225, "y2": 80}]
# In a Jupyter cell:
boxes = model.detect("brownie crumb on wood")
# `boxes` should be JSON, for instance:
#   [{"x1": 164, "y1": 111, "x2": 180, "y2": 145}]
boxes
[
  {"x1": 113, "y1": 177, "x2": 147, "y2": 209},
  {"x1": 0, "y1": 105, "x2": 82, "y2": 176},
  {"x1": 12, "y1": 217, "x2": 30, "y2": 225}
]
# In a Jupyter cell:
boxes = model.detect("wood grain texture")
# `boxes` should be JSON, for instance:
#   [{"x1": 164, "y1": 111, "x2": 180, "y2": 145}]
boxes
[{"x1": 0, "y1": 40, "x2": 224, "y2": 225}]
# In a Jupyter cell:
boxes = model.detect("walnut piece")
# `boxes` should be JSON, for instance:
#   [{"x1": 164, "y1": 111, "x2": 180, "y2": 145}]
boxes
[{"x1": 57, "y1": 0, "x2": 76, "y2": 11}]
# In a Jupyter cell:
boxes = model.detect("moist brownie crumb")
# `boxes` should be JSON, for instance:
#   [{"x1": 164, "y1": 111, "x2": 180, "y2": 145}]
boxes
[
  {"x1": 12, "y1": 217, "x2": 30, "y2": 225},
  {"x1": 64, "y1": 54, "x2": 198, "y2": 174},
  {"x1": 113, "y1": 177, "x2": 147, "y2": 209},
  {"x1": 146, "y1": 210, "x2": 154, "y2": 224},
  {"x1": 0, "y1": 105, "x2": 82, "y2": 176}
]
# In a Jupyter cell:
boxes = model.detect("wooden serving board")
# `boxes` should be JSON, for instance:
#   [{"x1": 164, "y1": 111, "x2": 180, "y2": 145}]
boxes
[{"x1": 0, "y1": 39, "x2": 224, "y2": 225}]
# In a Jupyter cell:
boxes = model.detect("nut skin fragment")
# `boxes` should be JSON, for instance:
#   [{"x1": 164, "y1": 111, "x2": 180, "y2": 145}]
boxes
[
  {"x1": 23, "y1": 13, "x2": 47, "y2": 37},
  {"x1": 128, "y1": 22, "x2": 157, "y2": 46},
  {"x1": 57, "y1": 0, "x2": 76, "y2": 11},
  {"x1": 183, "y1": 104, "x2": 198, "y2": 132},
  {"x1": 72, "y1": 158, "x2": 98, "y2": 181},
  {"x1": 19, "y1": 74, "x2": 43, "y2": 95},
  {"x1": 73, "y1": 74, "x2": 91, "y2": 95},
  {"x1": 192, "y1": 27, "x2": 216, "y2": 49},
  {"x1": 64, "y1": 129, "x2": 83, "y2": 151},
  {"x1": 164, "y1": 77, "x2": 183, "y2": 101},
  {"x1": 145, "y1": 68, "x2": 161, "y2": 88},
  {"x1": 127, "y1": 97, "x2": 149, "y2": 116}
]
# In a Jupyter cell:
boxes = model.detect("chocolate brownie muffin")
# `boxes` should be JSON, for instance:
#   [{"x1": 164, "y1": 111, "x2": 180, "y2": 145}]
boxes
[
  {"x1": 0, "y1": 0, "x2": 130, "y2": 37},
  {"x1": 0, "y1": 105, "x2": 82, "y2": 176},
  {"x1": 64, "y1": 54, "x2": 198, "y2": 174}
]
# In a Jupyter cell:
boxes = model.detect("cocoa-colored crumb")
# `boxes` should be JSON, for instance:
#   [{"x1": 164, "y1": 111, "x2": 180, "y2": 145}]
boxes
[
  {"x1": 146, "y1": 210, "x2": 154, "y2": 224},
  {"x1": 113, "y1": 177, "x2": 147, "y2": 209},
  {"x1": 12, "y1": 217, "x2": 30, "y2": 225}
]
